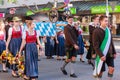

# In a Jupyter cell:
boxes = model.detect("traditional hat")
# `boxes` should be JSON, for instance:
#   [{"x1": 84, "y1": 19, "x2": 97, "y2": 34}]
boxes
[
  {"x1": 24, "y1": 16, "x2": 33, "y2": 20},
  {"x1": 5, "y1": 17, "x2": 13, "y2": 22},
  {"x1": 12, "y1": 17, "x2": 21, "y2": 21}
]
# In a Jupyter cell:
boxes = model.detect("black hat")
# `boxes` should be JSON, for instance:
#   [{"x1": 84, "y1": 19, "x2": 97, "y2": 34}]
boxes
[
  {"x1": 5, "y1": 17, "x2": 13, "y2": 22},
  {"x1": 24, "y1": 16, "x2": 33, "y2": 20}
]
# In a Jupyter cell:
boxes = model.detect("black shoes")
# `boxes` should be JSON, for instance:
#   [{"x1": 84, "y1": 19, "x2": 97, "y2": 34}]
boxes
[
  {"x1": 88, "y1": 60, "x2": 95, "y2": 70},
  {"x1": 70, "y1": 73, "x2": 77, "y2": 78},
  {"x1": 80, "y1": 58, "x2": 85, "y2": 63},
  {"x1": 60, "y1": 67, "x2": 67, "y2": 75},
  {"x1": 61, "y1": 68, "x2": 77, "y2": 78}
]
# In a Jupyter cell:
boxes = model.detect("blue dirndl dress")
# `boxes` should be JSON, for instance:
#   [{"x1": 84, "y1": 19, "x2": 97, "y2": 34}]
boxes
[
  {"x1": 0, "y1": 33, "x2": 6, "y2": 55},
  {"x1": 9, "y1": 28, "x2": 22, "y2": 56},
  {"x1": 8, "y1": 28, "x2": 22, "y2": 70},
  {"x1": 78, "y1": 34, "x2": 84, "y2": 55},
  {"x1": 24, "y1": 31, "x2": 38, "y2": 78},
  {"x1": 56, "y1": 34, "x2": 65, "y2": 56},
  {"x1": 45, "y1": 37, "x2": 55, "y2": 57}
]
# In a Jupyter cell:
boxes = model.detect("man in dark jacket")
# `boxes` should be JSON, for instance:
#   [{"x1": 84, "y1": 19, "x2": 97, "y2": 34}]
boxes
[
  {"x1": 61, "y1": 16, "x2": 79, "y2": 78},
  {"x1": 86, "y1": 16, "x2": 99, "y2": 67},
  {"x1": 93, "y1": 15, "x2": 116, "y2": 80}
]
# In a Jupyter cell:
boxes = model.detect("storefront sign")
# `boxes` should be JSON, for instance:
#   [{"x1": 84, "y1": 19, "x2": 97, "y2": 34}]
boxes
[
  {"x1": 0, "y1": 13, "x2": 5, "y2": 18},
  {"x1": 91, "y1": 5, "x2": 120, "y2": 14},
  {"x1": 70, "y1": 7, "x2": 76, "y2": 14},
  {"x1": 114, "y1": 5, "x2": 120, "y2": 12},
  {"x1": 91, "y1": 6, "x2": 112, "y2": 14}
]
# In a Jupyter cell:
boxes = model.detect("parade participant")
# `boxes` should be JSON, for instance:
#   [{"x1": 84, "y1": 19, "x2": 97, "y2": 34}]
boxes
[
  {"x1": 6, "y1": 17, "x2": 22, "y2": 77},
  {"x1": 19, "y1": 20, "x2": 42, "y2": 80},
  {"x1": 74, "y1": 21, "x2": 85, "y2": 62},
  {"x1": 5, "y1": 17, "x2": 13, "y2": 41},
  {"x1": 56, "y1": 31, "x2": 65, "y2": 60},
  {"x1": 93, "y1": 15, "x2": 116, "y2": 80},
  {"x1": 5, "y1": 17, "x2": 14, "y2": 69},
  {"x1": 86, "y1": 16, "x2": 99, "y2": 67},
  {"x1": 0, "y1": 20, "x2": 7, "y2": 72},
  {"x1": 45, "y1": 36, "x2": 55, "y2": 59},
  {"x1": 61, "y1": 16, "x2": 79, "y2": 78},
  {"x1": 26, "y1": 16, "x2": 41, "y2": 61}
]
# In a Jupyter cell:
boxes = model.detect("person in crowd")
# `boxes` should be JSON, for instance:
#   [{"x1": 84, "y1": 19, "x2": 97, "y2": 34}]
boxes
[
  {"x1": 74, "y1": 21, "x2": 85, "y2": 62},
  {"x1": 61, "y1": 16, "x2": 79, "y2": 78},
  {"x1": 45, "y1": 36, "x2": 55, "y2": 59},
  {"x1": 30, "y1": 15, "x2": 42, "y2": 61},
  {"x1": 0, "y1": 20, "x2": 7, "y2": 72},
  {"x1": 5, "y1": 17, "x2": 13, "y2": 41},
  {"x1": 93, "y1": 15, "x2": 116, "y2": 80},
  {"x1": 86, "y1": 16, "x2": 99, "y2": 68},
  {"x1": 19, "y1": 19, "x2": 42, "y2": 80},
  {"x1": 6, "y1": 17, "x2": 22, "y2": 77},
  {"x1": 56, "y1": 30, "x2": 65, "y2": 60}
]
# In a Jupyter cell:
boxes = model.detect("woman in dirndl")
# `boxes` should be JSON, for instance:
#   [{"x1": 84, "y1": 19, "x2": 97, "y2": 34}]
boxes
[
  {"x1": 6, "y1": 17, "x2": 22, "y2": 77},
  {"x1": 56, "y1": 31, "x2": 65, "y2": 60},
  {"x1": 19, "y1": 20, "x2": 42, "y2": 80},
  {"x1": 45, "y1": 36, "x2": 55, "y2": 59},
  {"x1": 74, "y1": 21, "x2": 85, "y2": 62},
  {"x1": 77, "y1": 28, "x2": 85, "y2": 62},
  {"x1": 0, "y1": 20, "x2": 7, "y2": 72}
]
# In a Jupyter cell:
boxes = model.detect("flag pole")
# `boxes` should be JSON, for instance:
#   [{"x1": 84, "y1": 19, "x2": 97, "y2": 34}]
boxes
[{"x1": 106, "y1": 0, "x2": 109, "y2": 17}]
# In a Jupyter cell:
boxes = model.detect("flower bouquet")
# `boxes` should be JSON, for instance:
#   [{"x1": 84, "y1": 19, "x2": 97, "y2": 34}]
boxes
[
  {"x1": 7, "y1": 52, "x2": 14, "y2": 64},
  {"x1": 0, "y1": 50, "x2": 8, "y2": 63},
  {"x1": 17, "y1": 53, "x2": 25, "y2": 77},
  {"x1": 8, "y1": 52, "x2": 25, "y2": 77}
]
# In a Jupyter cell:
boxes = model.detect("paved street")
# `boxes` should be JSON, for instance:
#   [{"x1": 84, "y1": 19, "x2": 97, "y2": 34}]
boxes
[{"x1": 0, "y1": 40, "x2": 120, "y2": 80}]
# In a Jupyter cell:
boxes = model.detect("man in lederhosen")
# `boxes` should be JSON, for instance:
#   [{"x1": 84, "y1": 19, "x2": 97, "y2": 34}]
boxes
[
  {"x1": 61, "y1": 16, "x2": 79, "y2": 78},
  {"x1": 93, "y1": 15, "x2": 116, "y2": 80},
  {"x1": 86, "y1": 16, "x2": 99, "y2": 68}
]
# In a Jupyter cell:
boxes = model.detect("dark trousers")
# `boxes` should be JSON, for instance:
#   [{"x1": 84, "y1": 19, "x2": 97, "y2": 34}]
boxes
[{"x1": 86, "y1": 44, "x2": 95, "y2": 59}]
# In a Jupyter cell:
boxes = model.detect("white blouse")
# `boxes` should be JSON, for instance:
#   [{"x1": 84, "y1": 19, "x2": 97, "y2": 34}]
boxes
[
  {"x1": 8, "y1": 27, "x2": 22, "y2": 36},
  {"x1": 22, "y1": 29, "x2": 39, "y2": 39}
]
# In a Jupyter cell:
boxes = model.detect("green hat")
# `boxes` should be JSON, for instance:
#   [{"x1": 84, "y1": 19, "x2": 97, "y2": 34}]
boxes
[{"x1": 12, "y1": 17, "x2": 21, "y2": 21}]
